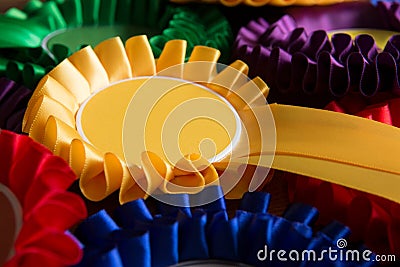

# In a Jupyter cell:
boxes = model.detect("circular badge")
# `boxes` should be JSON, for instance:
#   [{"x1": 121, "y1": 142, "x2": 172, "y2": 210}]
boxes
[
  {"x1": 122, "y1": 62, "x2": 276, "y2": 206},
  {"x1": 23, "y1": 35, "x2": 276, "y2": 205}
]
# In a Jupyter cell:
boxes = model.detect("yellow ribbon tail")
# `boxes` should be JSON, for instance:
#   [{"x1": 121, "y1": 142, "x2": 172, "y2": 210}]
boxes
[{"x1": 246, "y1": 104, "x2": 400, "y2": 204}]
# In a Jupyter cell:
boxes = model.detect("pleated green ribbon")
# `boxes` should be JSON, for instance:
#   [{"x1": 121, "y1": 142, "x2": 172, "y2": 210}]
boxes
[{"x1": 0, "y1": 0, "x2": 232, "y2": 89}]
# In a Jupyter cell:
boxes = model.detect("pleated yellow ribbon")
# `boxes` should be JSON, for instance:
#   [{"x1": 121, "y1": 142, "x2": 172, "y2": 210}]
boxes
[
  {"x1": 22, "y1": 35, "x2": 400, "y2": 205},
  {"x1": 170, "y1": 0, "x2": 354, "y2": 6}
]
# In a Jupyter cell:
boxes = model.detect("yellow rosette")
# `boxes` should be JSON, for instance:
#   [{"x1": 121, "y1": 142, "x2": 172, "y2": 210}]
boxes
[
  {"x1": 23, "y1": 35, "x2": 275, "y2": 204},
  {"x1": 23, "y1": 34, "x2": 400, "y2": 207},
  {"x1": 170, "y1": 0, "x2": 355, "y2": 7}
]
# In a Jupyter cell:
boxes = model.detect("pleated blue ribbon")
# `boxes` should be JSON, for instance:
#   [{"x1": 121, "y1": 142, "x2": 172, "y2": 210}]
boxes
[{"x1": 73, "y1": 186, "x2": 376, "y2": 267}]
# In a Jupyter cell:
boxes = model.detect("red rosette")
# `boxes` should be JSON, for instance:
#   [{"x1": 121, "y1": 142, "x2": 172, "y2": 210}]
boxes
[
  {"x1": 0, "y1": 129, "x2": 87, "y2": 267},
  {"x1": 286, "y1": 95, "x2": 400, "y2": 256}
]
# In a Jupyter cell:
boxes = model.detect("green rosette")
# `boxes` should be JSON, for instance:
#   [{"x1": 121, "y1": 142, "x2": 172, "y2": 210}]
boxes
[{"x1": 0, "y1": 0, "x2": 233, "y2": 89}]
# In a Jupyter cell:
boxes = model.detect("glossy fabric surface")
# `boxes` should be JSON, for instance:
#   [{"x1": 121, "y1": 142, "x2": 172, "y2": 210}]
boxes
[
  {"x1": 0, "y1": 0, "x2": 233, "y2": 89},
  {"x1": 170, "y1": 0, "x2": 355, "y2": 7},
  {"x1": 73, "y1": 186, "x2": 375, "y2": 267},
  {"x1": 286, "y1": 93, "x2": 400, "y2": 256},
  {"x1": 233, "y1": 1, "x2": 400, "y2": 108},
  {"x1": 0, "y1": 130, "x2": 87, "y2": 267},
  {"x1": 0, "y1": 77, "x2": 31, "y2": 132}
]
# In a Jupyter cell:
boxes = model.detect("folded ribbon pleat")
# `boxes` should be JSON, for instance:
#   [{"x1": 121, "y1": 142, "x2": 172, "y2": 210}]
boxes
[
  {"x1": 233, "y1": 2, "x2": 400, "y2": 108},
  {"x1": 0, "y1": 130, "x2": 86, "y2": 267},
  {"x1": 72, "y1": 186, "x2": 374, "y2": 267}
]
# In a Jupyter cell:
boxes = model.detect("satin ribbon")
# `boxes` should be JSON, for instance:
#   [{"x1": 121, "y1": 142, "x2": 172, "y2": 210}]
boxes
[
  {"x1": 22, "y1": 34, "x2": 400, "y2": 208},
  {"x1": 0, "y1": 48, "x2": 53, "y2": 89},
  {"x1": 22, "y1": 35, "x2": 273, "y2": 203},
  {"x1": 286, "y1": 94, "x2": 400, "y2": 256},
  {"x1": 169, "y1": 0, "x2": 354, "y2": 7},
  {"x1": 0, "y1": 129, "x2": 87, "y2": 267},
  {"x1": 233, "y1": 1, "x2": 400, "y2": 108},
  {"x1": 72, "y1": 186, "x2": 374, "y2": 267},
  {"x1": 0, "y1": 77, "x2": 32, "y2": 133},
  {"x1": 0, "y1": 0, "x2": 232, "y2": 89},
  {"x1": 149, "y1": 5, "x2": 233, "y2": 63}
]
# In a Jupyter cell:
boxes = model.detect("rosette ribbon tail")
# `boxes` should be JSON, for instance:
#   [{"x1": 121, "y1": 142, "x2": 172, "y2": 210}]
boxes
[{"x1": 250, "y1": 104, "x2": 400, "y2": 205}]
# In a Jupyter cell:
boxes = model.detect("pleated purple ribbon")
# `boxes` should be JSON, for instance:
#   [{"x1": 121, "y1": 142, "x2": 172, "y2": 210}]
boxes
[
  {"x1": 233, "y1": 1, "x2": 400, "y2": 108},
  {"x1": 0, "y1": 77, "x2": 32, "y2": 133}
]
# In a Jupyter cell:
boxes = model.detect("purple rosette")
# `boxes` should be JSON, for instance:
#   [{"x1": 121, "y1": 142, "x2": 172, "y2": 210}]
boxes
[
  {"x1": 232, "y1": 1, "x2": 400, "y2": 108},
  {"x1": 0, "y1": 77, "x2": 31, "y2": 133}
]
